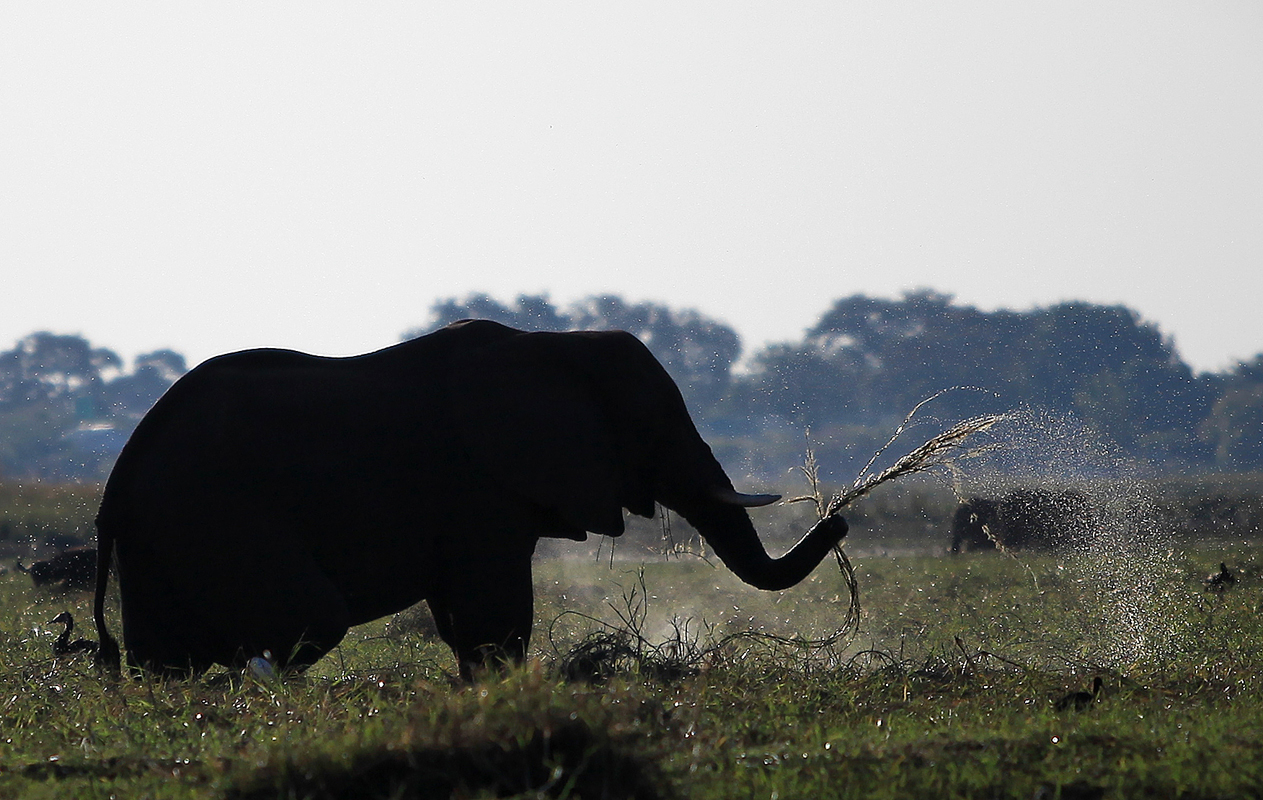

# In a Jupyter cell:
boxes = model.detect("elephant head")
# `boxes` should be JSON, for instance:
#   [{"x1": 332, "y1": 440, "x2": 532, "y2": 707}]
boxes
[{"x1": 449, "y1": 324, "x2": 848, "y2": 591}]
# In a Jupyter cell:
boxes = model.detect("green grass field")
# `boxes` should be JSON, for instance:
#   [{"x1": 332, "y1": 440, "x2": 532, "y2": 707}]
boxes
[{"x1": 1, "y1": 513, "x2": 1261, "y2": 799}]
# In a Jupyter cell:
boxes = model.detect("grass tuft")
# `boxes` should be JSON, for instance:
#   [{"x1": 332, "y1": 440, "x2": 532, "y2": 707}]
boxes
[{"x1": 226, "y1": 712, "x2": 671, "y2": 800}]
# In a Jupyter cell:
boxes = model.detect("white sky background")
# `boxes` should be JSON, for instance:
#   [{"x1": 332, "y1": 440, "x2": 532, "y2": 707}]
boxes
[{"x1": 1, "y1": 2, "x2": 1260, "y2": 373}]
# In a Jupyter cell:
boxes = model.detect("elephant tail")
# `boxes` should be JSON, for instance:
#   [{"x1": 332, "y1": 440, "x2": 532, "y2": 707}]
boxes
[{"x1": 92, "y1": 515, "x2": 122, "y2": 675}]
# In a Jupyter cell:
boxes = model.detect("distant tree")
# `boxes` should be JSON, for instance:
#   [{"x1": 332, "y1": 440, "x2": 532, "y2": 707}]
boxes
[
  {"x1": 0, "y1": 333, "x2": 187, "y2": 479},
  {"x1": 0, "y1": 332, "x2": 120, "y2": 409},
  {"x1": 733, "y1": 340, "x2": 870, "y2": 429},
  {"x1": 104, "y1": 349, "x2": 188, "y2": 419},
  {"x1": 1199, "y1": 386, "x2": 1263, "y2": 468},
  {"x1": 0, "y1": 402, "x2": 74, "y2": 480},
  {"x1": 1233, "y1": 355, "x2": 1263, "y2": 383},
  {"x1": 743, "y1": 290, "x2": 1005, "y2": 425},
  {"x1": 1022, "y1": 303, "x2": 1213, "y2": 456},
  {"x1": 1198, "y1": 357, "x2": 1263, "y2": 469},
  {"x1": 135, "y1": 350, "x2": 187, "y2": 382},
  {"x1": 734, "y1": 292, "x2": 1215, "y2": 466}
]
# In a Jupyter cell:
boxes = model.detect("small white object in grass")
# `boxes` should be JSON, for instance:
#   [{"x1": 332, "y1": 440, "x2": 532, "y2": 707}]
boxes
[{"x1": 247, "y1": 649, "x2": 276, "y2": 681}]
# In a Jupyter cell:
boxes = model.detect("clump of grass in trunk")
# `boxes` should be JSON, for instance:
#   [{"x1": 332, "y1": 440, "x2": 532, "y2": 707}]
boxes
[{"x1": 785, "y1": 390, "x2": 1007, "y2": 652}]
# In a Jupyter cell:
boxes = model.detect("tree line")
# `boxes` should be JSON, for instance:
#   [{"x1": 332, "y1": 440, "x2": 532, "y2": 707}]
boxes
[{"x1": 3, "y1": 291, "x2": 1260, "y2": 480}]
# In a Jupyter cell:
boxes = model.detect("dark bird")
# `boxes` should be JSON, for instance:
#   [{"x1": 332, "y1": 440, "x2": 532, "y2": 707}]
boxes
[
  {"x1": 50, "y1": 612, "x2": 98, "y2": 656},
  {"x1": 17, "y1": 547, "x2": 97, "y2": 592},
  {"x1": 1055, "y1": 676, "x2": 1103, "y2": 712},
  {"x1": 1204, "y1": 562, "x2": 1236, "y2": 593}
]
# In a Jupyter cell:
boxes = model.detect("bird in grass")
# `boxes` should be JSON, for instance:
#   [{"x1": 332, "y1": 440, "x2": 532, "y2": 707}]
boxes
[
  {"x1": 1055, "y1": 676, "x2": 1103, "y2": 712},
  {"x1": 1204, "y1": 562, "x2": 1236, "y2": 593},
  {"x1": 49, "y1": 612, "x2": 98, "y2": 657}
]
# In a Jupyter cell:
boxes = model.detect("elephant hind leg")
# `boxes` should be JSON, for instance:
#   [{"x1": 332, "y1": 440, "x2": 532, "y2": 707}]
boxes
[
  {"x1": 119, "y1": 533, "x2": 352, "y2": 675},
  {"x1": 124, "y1": 639, "x2": 214, "y2": 679},
  {"x1": 124, "y1": 579, "x2": 350, "y2": 676},
  {"x1": 429, "y1": 555, "x2": 534, "y2": 681}
]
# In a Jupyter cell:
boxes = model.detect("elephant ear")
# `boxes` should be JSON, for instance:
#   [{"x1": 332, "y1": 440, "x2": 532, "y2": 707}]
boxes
[{"x1": 449, "y1": 332, "x2": 639, "y2": 540}]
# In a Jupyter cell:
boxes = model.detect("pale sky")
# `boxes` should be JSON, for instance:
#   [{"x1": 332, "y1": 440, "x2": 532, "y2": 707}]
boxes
[{"x1": 2, "y1": 2, "x2": 1260, "y2": 373}]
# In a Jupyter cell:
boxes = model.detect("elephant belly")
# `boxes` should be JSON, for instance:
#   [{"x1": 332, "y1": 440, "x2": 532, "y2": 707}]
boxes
[{"x1": 303, "y1": 517, "x2": 440, "y2": 627}]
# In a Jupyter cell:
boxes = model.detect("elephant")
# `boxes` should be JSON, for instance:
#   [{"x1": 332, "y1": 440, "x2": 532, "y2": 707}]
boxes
[
  {"x1": 949, "y1": 489, "x2": 1093, "y2": 553},
  {"x1": 949, "y1": 497, "x2": 999, "y2": 553},
  {"x1": 93, "y1": 319, "x2": 848, "y2": 679},
  {"x1": 18, "y1": 546, "x2": 98, "y2": 591}
]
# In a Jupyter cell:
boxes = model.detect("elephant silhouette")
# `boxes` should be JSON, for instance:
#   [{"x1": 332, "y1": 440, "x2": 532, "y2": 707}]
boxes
[{"x1": 93, "y1": 320, "x2": 848, "y2": 679}]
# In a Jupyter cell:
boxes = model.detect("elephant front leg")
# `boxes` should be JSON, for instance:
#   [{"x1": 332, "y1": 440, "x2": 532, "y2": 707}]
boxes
[{"x1": 428, "y1": 551, "x2": 535, "y2": 681}]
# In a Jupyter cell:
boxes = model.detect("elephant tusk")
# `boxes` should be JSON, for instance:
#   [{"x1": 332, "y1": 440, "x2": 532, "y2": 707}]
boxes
[{"x1": 712, "y1": 488, "x2": 782, "y2": 508}]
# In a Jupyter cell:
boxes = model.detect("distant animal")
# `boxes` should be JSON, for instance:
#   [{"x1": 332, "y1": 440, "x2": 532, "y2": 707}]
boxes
[
  {"x1": 44, "y1": 532, "x2": 86, "y2": 551},
  {"x1": 1054, "y1": 676, "x2": 1103, "y2": 712},
  {"x1": 50, "y1": 612, "x2": 98, "y2": 656},
  {"x1": 93, "y1": 320, "x2": 849, "y2": 679},
  {"x1": 17, "y1": 547, "x2": 98, "y2": 591},
  {"x1": 950, "y1": 489, "x2": 1094, "y2": 553},
  {"x1": 950, "y1": 497, "x2": 999, "y2": 553},
  {"x1": 1204, "y1": 562, "x2": 1236, "y2": 593}
]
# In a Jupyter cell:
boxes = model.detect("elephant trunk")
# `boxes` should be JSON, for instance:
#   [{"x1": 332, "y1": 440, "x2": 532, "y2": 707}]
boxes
[
  {"x1": 655, "y1": 421, "x2": 847, "y2": 592},
  {"x1": 682, "y1": 503, "x2": 848, "y2": 592}
]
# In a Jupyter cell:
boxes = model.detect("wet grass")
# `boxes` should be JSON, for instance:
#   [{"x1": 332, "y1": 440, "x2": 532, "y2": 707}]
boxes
[{"x1": 1, "y1": 540, "x2": 1262, "y2": 799}]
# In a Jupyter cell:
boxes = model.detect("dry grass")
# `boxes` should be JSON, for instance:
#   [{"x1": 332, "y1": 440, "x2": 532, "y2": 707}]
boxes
[{"x1": 782, "y1": 391, "x2": 1009, "y2": 657}]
